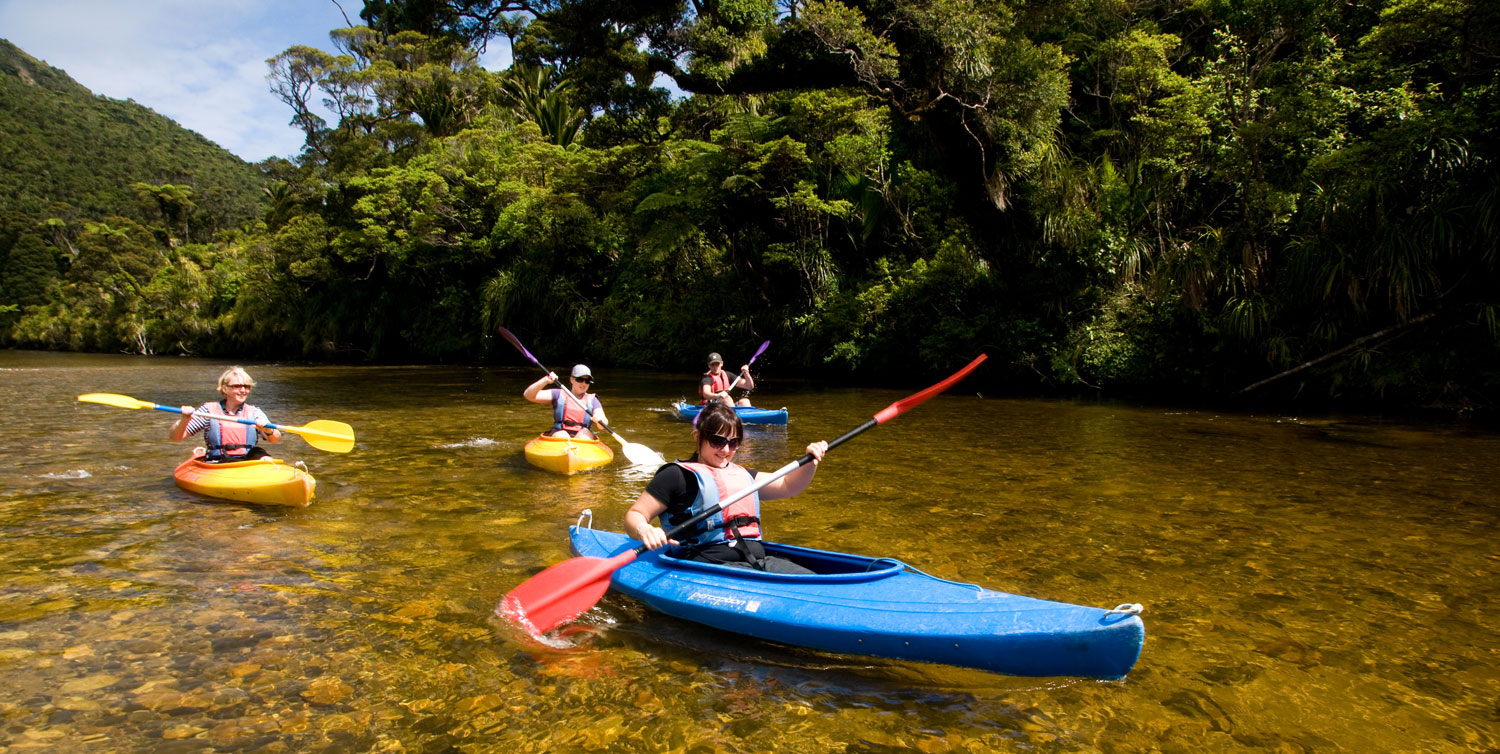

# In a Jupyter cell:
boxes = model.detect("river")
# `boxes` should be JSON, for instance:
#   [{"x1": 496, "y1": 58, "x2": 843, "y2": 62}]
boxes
[{"x1": 1, "y1": 350, "x2": 1496, "y2": 752}]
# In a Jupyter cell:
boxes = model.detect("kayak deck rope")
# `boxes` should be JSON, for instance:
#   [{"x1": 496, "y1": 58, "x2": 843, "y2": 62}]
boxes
[{"x1": 1106, "y1": 603, "x2": 1144, "y2": 616}]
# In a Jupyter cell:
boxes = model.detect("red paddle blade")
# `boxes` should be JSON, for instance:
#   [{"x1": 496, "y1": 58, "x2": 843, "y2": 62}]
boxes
[
  {"x1": 496, "y1": 550, "x2": 638, "y2": 635},
  {"x1": 873, "y1": 354, "x2": 988, "y2": 424}
]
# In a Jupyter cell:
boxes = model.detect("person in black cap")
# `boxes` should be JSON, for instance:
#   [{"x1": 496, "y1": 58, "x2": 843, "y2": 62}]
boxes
[
  {"x1": 699, "y1": 352, "x2": 754, "y2": 407},
  {"x1": 523, "y1": 363, "x2": 609, "y2": 439}
]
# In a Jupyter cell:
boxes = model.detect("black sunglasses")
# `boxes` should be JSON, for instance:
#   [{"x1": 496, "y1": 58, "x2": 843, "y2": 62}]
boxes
[
  {"x1": 573, "y1": 376, "x2": 593, "y2": 384},
  {"x1": 705, "y1": 434, "x2": 742, "y2": 451}
]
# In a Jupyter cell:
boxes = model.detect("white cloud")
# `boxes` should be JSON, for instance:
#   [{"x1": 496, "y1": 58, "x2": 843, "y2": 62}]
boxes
[
  {"x1": 2, "y1": 0, "x2": 528, "y2": 162},
  {"x1": 478, "y1": 44, "x2": 513, "y2": 71},
  {"x1": 0, "y1": 0, "x2": 353, "y2": 162}
]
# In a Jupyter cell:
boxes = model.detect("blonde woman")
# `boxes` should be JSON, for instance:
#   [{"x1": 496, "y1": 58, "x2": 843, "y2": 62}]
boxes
[{"x1": 169, "y1": 367, "x2": 281, "y2": 461}]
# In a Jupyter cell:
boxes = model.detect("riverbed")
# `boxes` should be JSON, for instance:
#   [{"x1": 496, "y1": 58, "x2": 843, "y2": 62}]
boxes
[{"x1": 1, "y1": 350, "x2": 1495, "y2": 752}]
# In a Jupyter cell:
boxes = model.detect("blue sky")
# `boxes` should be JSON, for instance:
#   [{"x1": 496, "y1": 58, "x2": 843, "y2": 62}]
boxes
[{"x1": 0, "y1": 0, "x2": 512, "y2": 163}]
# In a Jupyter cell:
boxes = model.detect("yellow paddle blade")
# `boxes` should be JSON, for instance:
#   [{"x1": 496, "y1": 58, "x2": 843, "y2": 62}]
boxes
[
  {"x1": 282, "y1": 419, "x2": 355, "y2": 453},
  {"x1": 77, "y1": 393, "x2": 154, "y2": 410}
]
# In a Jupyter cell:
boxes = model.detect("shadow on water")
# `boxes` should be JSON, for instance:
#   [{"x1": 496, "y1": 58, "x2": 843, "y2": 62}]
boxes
[{"x1": 1, "y1": 351, "x2": 1497, "y2": 752}]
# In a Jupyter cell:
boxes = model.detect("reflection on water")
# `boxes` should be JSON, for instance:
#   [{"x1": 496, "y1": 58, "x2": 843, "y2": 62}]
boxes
[{"x1": 1, "y1": 350, "x2": 1497, "y2": 752}]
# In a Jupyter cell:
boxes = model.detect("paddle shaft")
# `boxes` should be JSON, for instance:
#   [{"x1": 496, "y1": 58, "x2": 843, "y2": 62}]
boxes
[
  {"x1": 721, "y1": 340, "x2": 769, "y2": 395},
  {"x1": 647, "y1": 419, "x2": 875, "y2": 552},
  {"x1": 77, "y1": 392, "x2": 354, "y2": 452},
  {"x1": 152, "y1": 402, "x2": 285, "y2": 436},
  {"x1": 163, "y1": 406, "x2": 348, "y2": 445},
  {"x1": 646, "y1": 351, "x2": 990, "y2": 549}
]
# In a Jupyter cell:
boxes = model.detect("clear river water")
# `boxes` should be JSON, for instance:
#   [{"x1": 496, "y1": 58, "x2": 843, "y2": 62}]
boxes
[{"x1": 1, "y1": 350, "x2": 1496, "y2": 752}]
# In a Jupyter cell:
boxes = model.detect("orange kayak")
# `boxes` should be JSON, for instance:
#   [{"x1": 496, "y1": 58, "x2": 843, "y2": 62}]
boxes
[
  {"x1": 173, "y1": 449, "x2": 316, "y2": 507},
  {"x1": 523, "y1": 435, "x2": 614, "y2": 474}
]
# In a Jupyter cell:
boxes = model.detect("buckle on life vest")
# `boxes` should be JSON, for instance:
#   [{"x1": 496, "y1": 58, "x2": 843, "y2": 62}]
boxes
[{"x1": 722, "y1": 514, "x2": 760, "y2": 546}]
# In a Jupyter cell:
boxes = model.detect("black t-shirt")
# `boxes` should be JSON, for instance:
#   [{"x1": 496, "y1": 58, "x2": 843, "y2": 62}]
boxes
[{"x1": 644, "y1": 462, "x2": 759, "y2": 519}]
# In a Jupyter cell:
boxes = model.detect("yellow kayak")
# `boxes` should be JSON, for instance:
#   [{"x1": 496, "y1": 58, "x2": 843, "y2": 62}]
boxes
[
  {"x1": 173, "y1": 449, "x2": 316, "y2": 507},
  {"x1": 523, "y1": 434, "x2": 614, "y2": 474}
]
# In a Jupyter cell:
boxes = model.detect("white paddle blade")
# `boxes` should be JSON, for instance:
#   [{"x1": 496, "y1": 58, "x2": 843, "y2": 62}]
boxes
[{"x1": 620, "y1": 441, "x2": 664, "y2": 466}]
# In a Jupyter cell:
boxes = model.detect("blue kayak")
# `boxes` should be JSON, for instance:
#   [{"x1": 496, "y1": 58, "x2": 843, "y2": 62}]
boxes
[
  {"x1": 672, "y1": 401, "x2": 788, "y2": 425},
  {"x1": 569, "y1": 524, "x2": 1145, "y2": 679}
]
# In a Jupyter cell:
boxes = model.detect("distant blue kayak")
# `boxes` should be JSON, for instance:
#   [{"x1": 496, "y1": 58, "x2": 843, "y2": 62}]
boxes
[
  {"x1": 672, "y1": 401, "x2": 788, "y2": 425},
  {"x1": 569, "y1": 524, "x2": 1145, "y2": 679}
]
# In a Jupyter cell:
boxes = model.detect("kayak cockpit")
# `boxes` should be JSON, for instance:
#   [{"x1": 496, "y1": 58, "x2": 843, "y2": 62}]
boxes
[
  {"x1": 573, "y1": 509, "x2": 910, "y2": 584},
  {"x1": 658, "y1": 543, "x2": 907, "y2": 584}
]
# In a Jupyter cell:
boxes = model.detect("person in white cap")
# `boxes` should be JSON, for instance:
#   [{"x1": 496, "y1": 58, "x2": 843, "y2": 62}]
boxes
[
  {"x1": 523, "y1": 363, "x2": 608, "y2": 439},
  {"x1": 699, "y1": 352, "x2": 754, "y2": 407}
]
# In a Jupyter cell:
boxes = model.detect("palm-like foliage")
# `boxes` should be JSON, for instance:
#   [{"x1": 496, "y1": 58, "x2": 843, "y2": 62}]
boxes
[{"x1": 497, "y1": 64, "x2": 588, "y2": 147}]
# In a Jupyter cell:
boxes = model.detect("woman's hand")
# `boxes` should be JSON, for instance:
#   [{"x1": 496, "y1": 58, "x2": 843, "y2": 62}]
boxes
[
  {"x1": 805, "y1": 440, "x2": 828, "y2": 464},
  {"x1": 254, "y1": 416, "x2": 282, "y2": 442},
  {"x1": 627, "y1": 492, "x2": 674, "y2": 549},
  {"x1": 524, "y1": 373, "x2": 558, "y2": 402},
  {"x1": 636, "y1": 522, "x2": 676, "y2": 550}
]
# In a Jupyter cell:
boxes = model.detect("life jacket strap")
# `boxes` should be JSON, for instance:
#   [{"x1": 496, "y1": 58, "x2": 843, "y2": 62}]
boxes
[
  {"x1": 721, "y1": 513, "x2": 760, "y2": 538},
  {"x1": 722, "y1": 514, "x2": 765, "y2": 568}
]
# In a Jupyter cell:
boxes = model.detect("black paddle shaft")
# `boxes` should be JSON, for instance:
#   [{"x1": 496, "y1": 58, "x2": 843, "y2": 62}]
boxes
[{"x1": 639, "y1": 417, "x2": 880, "y2": 552}]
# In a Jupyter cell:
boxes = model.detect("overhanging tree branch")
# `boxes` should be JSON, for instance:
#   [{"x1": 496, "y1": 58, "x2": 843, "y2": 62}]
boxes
[{"x1": 1237, "y1": 312, "x2": 1437, "y2": 394}]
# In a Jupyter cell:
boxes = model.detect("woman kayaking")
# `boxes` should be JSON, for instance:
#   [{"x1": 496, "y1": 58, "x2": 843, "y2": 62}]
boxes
[
  {"x1": 169, "y1": 366, "x2": 281, "y2": 462},
  {"x1": 700, "y1": 352, "x2": 754, "y2": 407},
  {"x1": 523, "y1": 364, "x2": 608, "y2": 440},
  {"x1": 625, "y1": 402, "x2": 827, "y2": 574}
]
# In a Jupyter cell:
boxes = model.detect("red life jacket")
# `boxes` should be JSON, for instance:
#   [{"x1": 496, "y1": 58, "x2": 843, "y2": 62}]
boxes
[
  {"x1": 661, "y1": 461, "x2": 761, "y2": 547},
  {"x1": 550, "y1": 390, "x2": 599, "y2": 433},
  {"x1": 700, "y1": 369, "x2": 732, "y2": 404},
  {"x1": 201, "y1": 401, "x2": 257, "y2": 460}
]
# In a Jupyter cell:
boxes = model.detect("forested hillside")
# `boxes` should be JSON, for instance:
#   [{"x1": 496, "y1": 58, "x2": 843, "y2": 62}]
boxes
[
  {"x1": 1, "y1": 1, "x2": 1496, "y2": 412},
  {"x1": 0, "y1": 38, "x2": 266, "y2": 354},
  {"x1": 0, "y1": 39, "x2": 263, "y2": 229}
]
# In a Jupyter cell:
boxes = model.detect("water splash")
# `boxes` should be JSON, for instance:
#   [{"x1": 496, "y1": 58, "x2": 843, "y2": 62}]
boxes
[
  {"x1": 494, "y1": 595, "x2": 539, "y2": 635},
  {"x1": 493, "y1": 596, "x2": 601, "y2": 649},
  {"x1": 39, "y1": 469, "x2": 91, "y2": 479},
  {"x1": 431, "y1": 437, "x2": 500, "y2": 449}
]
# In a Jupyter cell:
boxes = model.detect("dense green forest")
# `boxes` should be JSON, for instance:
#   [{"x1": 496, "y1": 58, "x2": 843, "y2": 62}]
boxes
[{"x1": 1, "y1": 0, "x2": 1496, "y2": 412}]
